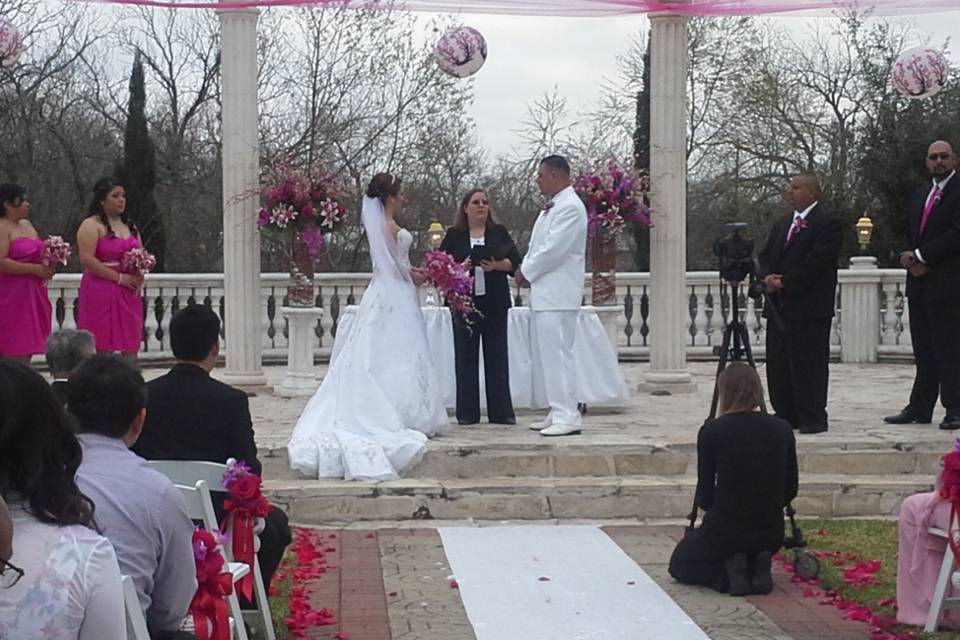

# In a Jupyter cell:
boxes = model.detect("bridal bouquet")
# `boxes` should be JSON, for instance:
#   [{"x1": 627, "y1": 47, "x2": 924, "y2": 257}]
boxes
[
  {"x1": 573, "y1": 160, "x2": 652, "y2": 238},
  {"x1": 188, "y1": 528, "x2": 233, "y2": 640},
  {"x1": 121, "y1": 247, "x2": 157, "y2": 275},
  {"x1": 42, "y1": 236, "x2": 72, "y2": 266},
  {"x1": 420, "y1": 250, "x2": 478, "y2": 323},
  {"x1": 221, "y1": 459, "x2": 270, "y2": 600}
]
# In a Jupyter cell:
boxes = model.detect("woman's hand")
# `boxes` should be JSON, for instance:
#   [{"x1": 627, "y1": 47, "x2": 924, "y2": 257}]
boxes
[
  {"x1": 410, "y1": 268, "x2": 428, "y2": 287},
  {"x1": 117, "y1": 273, "x2": 142, "y2": 290},
  {"x1": 33, "y1": 263, "x2": 56, "y2": 280},
  {"x1": 479, "y1": 258, "x2": 511, "y2": 272}
]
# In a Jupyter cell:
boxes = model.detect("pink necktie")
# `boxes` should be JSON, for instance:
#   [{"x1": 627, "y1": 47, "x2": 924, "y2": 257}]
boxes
[
  {"x1": 920, "y1": 185, "x2": 942, "y2": 234},
  {"x1": 786, "y1": 217, "x2": 802, "y2": 244}
]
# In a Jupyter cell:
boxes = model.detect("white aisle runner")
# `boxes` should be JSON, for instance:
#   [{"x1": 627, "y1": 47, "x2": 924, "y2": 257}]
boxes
[{"x1": 438, "y1": 525, "x2": 709, "y2": 640}]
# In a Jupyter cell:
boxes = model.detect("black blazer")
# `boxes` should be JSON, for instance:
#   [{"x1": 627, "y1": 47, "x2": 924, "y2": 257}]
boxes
[
  {"x1": 905, "y1": 176, "x2": 960, "y2": 299},
  {"x1": 758, "y1": 204, "x2": 842, "y2": 322},
  {"x1": 439, "y1": 224, "x2": 521, "y2": 309},
  {"x1": 132, "y1": 363, "x2": 261, "y2": 475}
]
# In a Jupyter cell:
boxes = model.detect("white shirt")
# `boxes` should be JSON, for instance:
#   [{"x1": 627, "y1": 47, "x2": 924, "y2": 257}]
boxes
[
  {"x1": 0, "y1": 504, "x2": 125, "y2": 640},
  {"x1": 470, "y1": 235, "x2": 486, "y2": 296},
  {"x1": 916, "y1": 170, "x2": 955, "y2": 263},
  {"x1": 786, "y1": 201, "x2": 819, "y2": 240}
]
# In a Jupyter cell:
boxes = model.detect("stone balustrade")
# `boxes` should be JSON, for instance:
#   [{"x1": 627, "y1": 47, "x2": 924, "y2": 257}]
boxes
[{"x1": 44, "y1": 267, "x2": 911, "y2": 363}]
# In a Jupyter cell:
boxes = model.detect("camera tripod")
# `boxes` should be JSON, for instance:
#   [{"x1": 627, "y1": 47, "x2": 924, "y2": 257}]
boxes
[{"x1": 707, "y1": 277, "x2": 765, "y2": 421}]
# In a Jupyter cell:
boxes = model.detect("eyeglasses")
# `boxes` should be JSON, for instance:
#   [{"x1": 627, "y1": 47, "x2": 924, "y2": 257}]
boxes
[
  {"x1": 0, "y1": 558, "x2": 24, "y2": 588},
  {"x1": 471, "y1": 200, "x2": 490, "y2": 206},
  {"x1": 928, "y1": 152, "x2": 952, "y2": 161}
]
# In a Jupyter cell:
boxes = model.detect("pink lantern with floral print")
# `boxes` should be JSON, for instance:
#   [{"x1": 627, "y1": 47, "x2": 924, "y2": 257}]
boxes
[
  {"x1": 434, "y1": 27, "x2": 487, "y2": 78},
  {"x1": 0, "y1": 19, "x2": 22, "y2": 68},
  {"x1": 891, "y1": 47, "x2": 948, "y2": 99}
]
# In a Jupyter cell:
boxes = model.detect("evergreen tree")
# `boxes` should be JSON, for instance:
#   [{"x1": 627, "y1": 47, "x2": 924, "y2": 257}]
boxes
[
  {"x1": 118, "y1": 50, "x2": 164, "y2": 271},
  {"x1": 630, "y1": 32, "x2": 652, "y2": 270}
]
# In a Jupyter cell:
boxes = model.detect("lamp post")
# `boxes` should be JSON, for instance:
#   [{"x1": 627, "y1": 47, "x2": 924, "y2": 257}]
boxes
[
  {"x1": 840, "y1": 212, "x2": 879, "y2": 363},
  {"x1": 423, "y1": 221, "x2": 445, "y2": 306},
  {"x1": 855, "y1": 214, "x2": 874, "y2": 256}
]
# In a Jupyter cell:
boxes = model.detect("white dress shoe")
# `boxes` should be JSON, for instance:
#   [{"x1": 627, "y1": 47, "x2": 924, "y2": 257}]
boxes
[
  {"x1": 539, "y1": 423, "x2": 582, "y2": 437},
  {"x1": 529, "y1": 418, "x2": 552, "y2": 431}
]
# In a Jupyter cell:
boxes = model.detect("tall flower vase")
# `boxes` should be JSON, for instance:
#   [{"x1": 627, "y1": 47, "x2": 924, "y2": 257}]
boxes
[
  {"x1": 288, "y1": 231, "x2": 315, "y2": 307},
  {"x1": 590, "y1": 229, "x2": 617, "y2": 306}
]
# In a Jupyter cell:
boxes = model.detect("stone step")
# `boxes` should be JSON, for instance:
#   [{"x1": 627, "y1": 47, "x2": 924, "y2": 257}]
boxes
[
  {"x1": 264, "y1": 473, "x2": 935, "y2": 525},
  {"x1": 259, "y1": 442, "x2": 945, "y2": 481}
]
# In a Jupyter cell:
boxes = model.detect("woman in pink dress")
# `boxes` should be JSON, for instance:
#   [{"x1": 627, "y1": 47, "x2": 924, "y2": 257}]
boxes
[
  {"x1": 76, "y1": 178, "x2": 144, "y2": 360},
  {"x1": 0, "y1": 184, "x2": 55, "y2": 364}
]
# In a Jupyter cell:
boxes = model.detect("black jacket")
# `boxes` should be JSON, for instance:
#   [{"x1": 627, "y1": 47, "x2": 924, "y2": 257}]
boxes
[
  {"x1": 905, "y1": 175, "x2": 960, "y2": 299},
  {"x1": 439, "y1": 224, "x2": 521, "y2": 309},
  {"x1": 758, "y1": 204, "x2": 842, "y2": 322},
  {"x1": 132, "y1": 363, "x2": 261, "y2": 474}
]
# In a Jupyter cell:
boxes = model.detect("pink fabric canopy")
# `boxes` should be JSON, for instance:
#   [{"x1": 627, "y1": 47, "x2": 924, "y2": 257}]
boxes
[{"x1": 75, "y1": 0, "x2": 960, "y2": 13}]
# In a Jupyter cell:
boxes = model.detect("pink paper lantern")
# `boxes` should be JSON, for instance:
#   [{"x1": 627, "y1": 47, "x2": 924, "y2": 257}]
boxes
[
  {"x1": 891, "y1": 47, "x2": 948, "y2": 99},
  {"x1": 434, "y1": 27, "x2": 487, "y2": 79},
  {"x1": 0, "y1": 19, "x2": 21, "y2": 68}
]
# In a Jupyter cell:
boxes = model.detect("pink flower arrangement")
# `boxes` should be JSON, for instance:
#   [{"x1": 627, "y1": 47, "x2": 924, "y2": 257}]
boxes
[
  {"x1": 42, "y1": 235, "x2": 72, "y2": 266},
  {"x1": 257, "y1": 172, "x2": 348, "y2": 258},
  {"x1": 121, "y1": 247, "x2": 156, "y2": 275},
  {"x1": 221, "y1": 459, "x2": 270, "y2": 600},
  {"x1": 419, "y1": 250, "x2": 478, "y2": 322},
  {"x1": 573, "y1": 161, "x2": 652, "y2": 238}
]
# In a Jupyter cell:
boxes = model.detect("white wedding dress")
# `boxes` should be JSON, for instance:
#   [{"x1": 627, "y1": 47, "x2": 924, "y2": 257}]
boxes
[{"x1": 287, "y1": 197, "x2": 449, "y2": 480}]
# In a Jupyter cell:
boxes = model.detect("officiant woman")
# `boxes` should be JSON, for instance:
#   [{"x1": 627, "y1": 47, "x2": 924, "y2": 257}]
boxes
[{"x1": 440, "y1": 189, "x2": 521, "y2": 426}]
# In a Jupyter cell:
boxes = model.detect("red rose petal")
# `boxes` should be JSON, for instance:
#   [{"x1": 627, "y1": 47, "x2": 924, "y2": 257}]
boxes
[
  {"x1": 388, "y1": 591, "x2": 398, "y2": 597},
  {"x1": 449, "y1": 579, "x2": 459, "y2": 589}
]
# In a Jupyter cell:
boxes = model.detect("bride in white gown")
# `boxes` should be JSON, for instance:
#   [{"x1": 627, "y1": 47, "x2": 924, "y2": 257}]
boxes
[{"x1": 287, "y1": 173, "x2": 450, "y2": 480}]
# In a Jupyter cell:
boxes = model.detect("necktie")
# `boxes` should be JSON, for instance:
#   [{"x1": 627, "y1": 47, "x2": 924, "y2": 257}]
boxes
[
  {"x1": 786, "y1": 215, "x2": 803, "y2": 244},
  {"x1": 920, "y1": 184, "x2": 942, "y2": 234}
]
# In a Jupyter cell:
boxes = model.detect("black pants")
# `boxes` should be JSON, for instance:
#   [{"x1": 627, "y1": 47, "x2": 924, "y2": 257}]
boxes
[
  {"x1": 452, "y1": 295, "x2": 515, "y2": 424},
  {"x1": 765, "y1": 317, "x2": 831, "y2": 430},
  {"x1": 907, "y1": 293, "x2": 960, "y2": 419},
  {"x1": 668, "y1": 526, "x2": 781, "y2": 592}
]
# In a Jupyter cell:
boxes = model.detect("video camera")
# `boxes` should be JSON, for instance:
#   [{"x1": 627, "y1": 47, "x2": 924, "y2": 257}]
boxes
[{"x1": 713, "y1": 222, "x2": 764, "y2": 299}]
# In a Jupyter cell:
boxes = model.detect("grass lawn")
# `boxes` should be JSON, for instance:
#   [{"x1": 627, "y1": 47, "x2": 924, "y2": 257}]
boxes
[
  {"x1": 268, "y1": 549, "x2": 295, "y2": 640},
  {"x1": 799, "y1": 518, "x2": 960, "y2": 640}
]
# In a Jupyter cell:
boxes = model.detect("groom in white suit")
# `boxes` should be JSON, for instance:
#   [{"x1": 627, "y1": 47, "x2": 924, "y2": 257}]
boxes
[{"x1": 516, "y1": 155, "x2": 588, "y2": 437}]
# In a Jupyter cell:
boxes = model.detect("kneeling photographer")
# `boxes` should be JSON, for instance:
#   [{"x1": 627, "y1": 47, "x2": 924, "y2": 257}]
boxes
[
  {"x1": 758, "y1": 174, "x2": 842, "y2": 435},
  {"x1": 668, "y1": 363, "x2": 799, "y2": 596}
]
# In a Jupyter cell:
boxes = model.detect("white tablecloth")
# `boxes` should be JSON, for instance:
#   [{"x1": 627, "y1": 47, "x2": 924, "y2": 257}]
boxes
[{"x1": 331, "y1": 305, "x2": 628, "y2": 409}]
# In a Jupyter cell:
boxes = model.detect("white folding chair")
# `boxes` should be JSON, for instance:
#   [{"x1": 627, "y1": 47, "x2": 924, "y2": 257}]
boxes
[
  {"x1": 925, "y1": 526, "x2": 960, "y2": 631},
  {"x1": 150, "y1": 460, "x2": 276, "y2": 640},
  {"x1": 123, "y1": 574, "x2": 150, "y2": 640},
  {"x1": 177, "y1": 480, "x2": 250, "y2": 640}
]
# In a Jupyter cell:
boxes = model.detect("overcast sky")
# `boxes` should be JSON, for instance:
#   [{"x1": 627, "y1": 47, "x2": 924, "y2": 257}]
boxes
[{"x1": 423, "y1": 11, "x2": 960, "y2": 157}]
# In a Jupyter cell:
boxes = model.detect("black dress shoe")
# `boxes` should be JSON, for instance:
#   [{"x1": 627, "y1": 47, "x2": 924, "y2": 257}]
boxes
[
  {"x1": 750, "y1": 551, "x2": 774, "y2": 595},
  {"x1": 940, "y1": 416, "x2": 960, "y2": 431},
  {"x1": 798, "y1": 424, "x2": 828, "y2": 434},
  {"x1": 457, "y1": 418, "x2": 480, "y2": 426},
  {"x1": 884, "y1": 410, "x2": 932, "y2": 424},
  {"x1": 724, "y1": 553, "x2": 752, "y2": 597},
  {"x1": 490, "y1": 417, "x2": 516, "y2": 425}
]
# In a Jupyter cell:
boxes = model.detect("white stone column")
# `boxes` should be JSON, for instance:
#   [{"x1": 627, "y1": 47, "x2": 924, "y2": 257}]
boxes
[
  {"x1": 641, "y1": 12, "x2": 695, "y2": 393},
  {"x1": 840, "y1": 257, "x2": 880, "y2": 363},
  {"x1": 218, "y1": 6, "x2": 266, "y2": 387},
  {"x1": 277, "y1": 306, "x2": 323, "y2": 396}
]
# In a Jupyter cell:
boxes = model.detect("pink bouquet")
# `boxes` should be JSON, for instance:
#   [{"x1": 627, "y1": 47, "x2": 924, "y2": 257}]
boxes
[
  {"x1": 42, "y1": 235, "x2": 72, "y2": 266},
  {"x1": 573, "y1": 160, "x2": 652, "y2": 238},
  {"x1": 420, "y1": 250, "x2": 478, "y2": 323},
  {"x1": 121, "y1": 247, "x2": 157, "y2": 275}
]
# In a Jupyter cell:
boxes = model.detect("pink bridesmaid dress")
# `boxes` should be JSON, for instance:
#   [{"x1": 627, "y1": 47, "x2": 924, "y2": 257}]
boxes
[
  {"x1": 0, "y1": 237, "x2": 53, "y2": 356},
  {"x1": 77, "y1": 235, "x2": 144, "y2": 353}
]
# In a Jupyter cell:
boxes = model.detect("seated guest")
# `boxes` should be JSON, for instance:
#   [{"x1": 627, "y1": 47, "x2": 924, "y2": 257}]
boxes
[
  {"x1": 69, "y1": 354, "x2": 197, "y2": 640},
  {"x1": 669, "y1": 363, "x2": 798, "y2": 596},
  {"x1": 133, "y1": 304, "x2": 291, "y2": 594},
  {"x1": 45, "y1": 329, "x2": 96, "y2": 405},
  {"x1": 0, "y1": 359, "x2": 124, "y2": 639},
  {"x1": 897, "y1": 479, "x2": 960, "y2": 627}
]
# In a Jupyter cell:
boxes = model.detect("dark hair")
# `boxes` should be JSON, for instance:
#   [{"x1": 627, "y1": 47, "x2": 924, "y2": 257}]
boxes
[
  {"x1": 45, "y1": 329, "x2": 96, "y2": 377},
  {"x1": 0, "y1": 183, "x2": 26, "y2": 217},
  {"x1": 717, "y1": 362, "x2": 765, "y2": 416},
  {"x1": 67, "y1": 354, "x2": 146, "y2": 438},
  {"x1": 88, "y1": 177, "x2": 138, "y2": 237},
  {"x1": 539, "y1": 155, "x2": 571, "y2": 176},
  {"x1": 170, "y1": 304, "x2": 221, "y2": 362},
  {"x1": 366, "y1": 173, "x2": 402, "y2": 202},
  {"x1": 0, "y1": 359, "x2": 97, "y2": 530},
  {"x1": 453, "y1": 188, "x2": 498, "y2": 231}
]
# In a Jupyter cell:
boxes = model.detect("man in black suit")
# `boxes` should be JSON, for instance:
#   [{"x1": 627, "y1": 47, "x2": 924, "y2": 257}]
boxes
[
  {"x1": 885, "y1": 140, "x2": 960, "y2": 430},
  {"x1": 132, "y1": 304, "x2": 291, "y2": 595},
  {"x1": 758, "y1": 174, "x2": 842, "y2": 434}
]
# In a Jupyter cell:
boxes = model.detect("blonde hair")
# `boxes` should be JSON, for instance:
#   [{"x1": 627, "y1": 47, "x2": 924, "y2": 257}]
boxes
[{"x1": 717, "y1": 363, "x2": 765, "y2": 416}]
